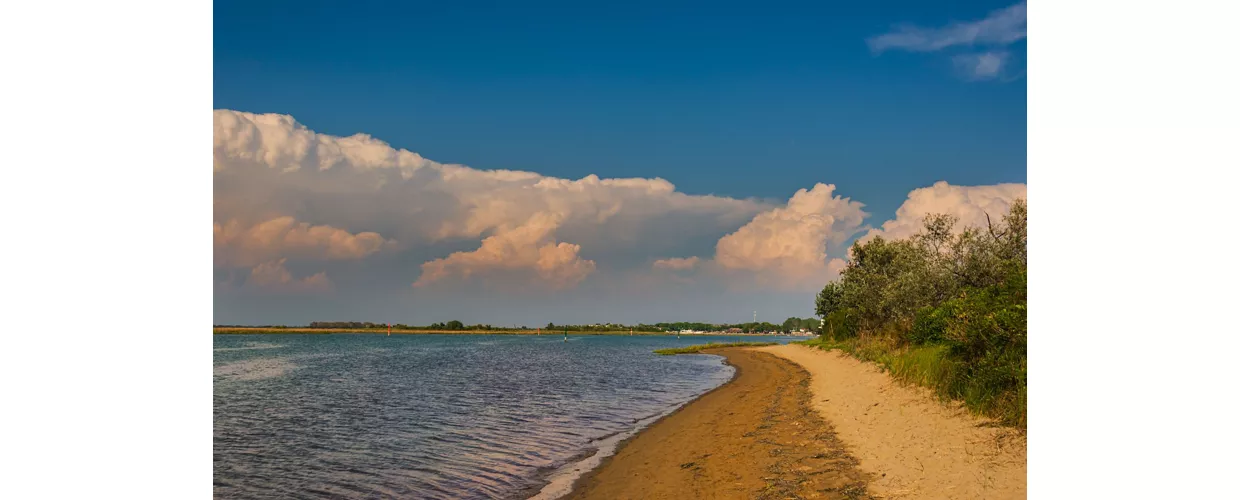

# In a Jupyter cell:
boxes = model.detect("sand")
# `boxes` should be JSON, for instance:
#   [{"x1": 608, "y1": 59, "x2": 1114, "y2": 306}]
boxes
[
  {"x1": 568, "y1": 348, "x2": 874, "y2": 499},
  {"x1": 758, "y1": 344, "x2": 1027, "y2": 499}
]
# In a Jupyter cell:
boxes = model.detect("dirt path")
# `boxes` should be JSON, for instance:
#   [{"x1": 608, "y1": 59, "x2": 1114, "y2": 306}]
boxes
[
  {"x1": 758, "y1": 344, "x2": 1027, "y2": 500},
  {"x1": 568, "y1": 348, "x2": 874, "y2": 500}
]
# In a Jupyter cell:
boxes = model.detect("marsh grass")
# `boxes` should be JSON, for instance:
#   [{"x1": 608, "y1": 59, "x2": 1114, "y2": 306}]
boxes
[{"x1": 654, "y1": 342, "x2": 778, "y2": 355}]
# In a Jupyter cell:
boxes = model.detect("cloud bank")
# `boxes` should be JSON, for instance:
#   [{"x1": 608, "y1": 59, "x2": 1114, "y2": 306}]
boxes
[
  {"x1": 214, "y1": 110, "x2": 766, "y2": 292},
  {"x1": 214, "y1": 110, "x2": 1025, "y2": 301}
]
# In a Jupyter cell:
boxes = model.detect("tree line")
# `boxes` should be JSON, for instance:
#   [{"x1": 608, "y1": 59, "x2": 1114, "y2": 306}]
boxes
[{"x1": 221, "y1": 318, "x2": 825, "y2": 334}]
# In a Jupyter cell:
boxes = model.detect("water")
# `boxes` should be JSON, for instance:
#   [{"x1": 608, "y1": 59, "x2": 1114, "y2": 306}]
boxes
[{"x1": 214, "y1": 333, "x2": 805, "y2": 499}]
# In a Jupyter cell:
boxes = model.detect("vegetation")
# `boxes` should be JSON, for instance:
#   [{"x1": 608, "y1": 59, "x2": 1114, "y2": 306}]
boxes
[
  {"x1": 213, "y1": 327, "x2": 662, "y2": 335},
  {"x1": 780, "y1": 317, "x2": 821, "y2": 333},
  {"x1": 811, "y1": 199, "x2": 1027, "y2": 428},
  {"x1": 654, "y1": 342, "x2": 778, "y2": 355},
  {"x1": 651, "y1": 321, "x2": 785, "y2": 333},
  {"x1": 216, "y1": 320, "x2": 823, "y2": 336}
]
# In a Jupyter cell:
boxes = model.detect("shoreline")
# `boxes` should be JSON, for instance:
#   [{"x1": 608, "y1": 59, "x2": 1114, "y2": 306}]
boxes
[
  {"x1": 525, "y1": 356, "x2": 740, "y2": 500},
  {"x1": 213, "y1": 327, "x2": 814, "y2": 338},
  {"x1": 561, "y1": 344, "x2": 1027, "y2": 499},
  {"x1": 565, "y1": 347, "x2": 873, "y2": 499}
]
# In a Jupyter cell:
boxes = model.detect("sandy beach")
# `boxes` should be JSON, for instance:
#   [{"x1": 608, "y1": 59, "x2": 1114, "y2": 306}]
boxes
[
  {"x1": 569, "y1": 348, "x2": 873, "y2": 499},
  {"x1": 758, "y1": 344, "x2": 1027, "y2": 499},
  {"x1": 568, "y1": 344, "x2": 1026, "y2": 499}
]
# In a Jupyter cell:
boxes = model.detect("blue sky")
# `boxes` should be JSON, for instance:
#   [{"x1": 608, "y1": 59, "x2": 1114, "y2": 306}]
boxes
[{"x1": 213, "y1": 1, "x2": 1027, "y2": 326}]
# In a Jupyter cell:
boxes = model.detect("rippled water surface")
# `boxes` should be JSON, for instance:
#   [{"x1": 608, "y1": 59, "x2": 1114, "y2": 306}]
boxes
[{"x1": 214, "y1": 334, "x2": 802, "y2": 499}]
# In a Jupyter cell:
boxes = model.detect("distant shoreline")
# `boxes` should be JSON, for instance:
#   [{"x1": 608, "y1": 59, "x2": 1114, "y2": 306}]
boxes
[{"x1": 213, "y1": 327, "x2": 815, "y2": 337}]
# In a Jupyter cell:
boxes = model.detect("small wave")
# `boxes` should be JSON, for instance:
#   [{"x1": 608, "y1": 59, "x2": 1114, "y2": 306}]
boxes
[
  {"x1": 526, "y1": 402, "x2": 686, "y2": 500},
  {"x1": 214, "y1": 342, "x2": 285, "y2": 352},
  {"x1": 214, "y1": 358, "x2": 298, "y2": 381}
]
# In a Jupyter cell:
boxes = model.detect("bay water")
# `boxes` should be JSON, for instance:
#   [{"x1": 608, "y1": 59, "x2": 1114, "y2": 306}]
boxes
[{"x1": 214, "y1": 333, "x2": 803, "y2": 499}]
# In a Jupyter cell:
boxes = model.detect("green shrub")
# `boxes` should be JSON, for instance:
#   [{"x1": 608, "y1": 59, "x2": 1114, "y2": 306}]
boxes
[
  {"x1": 822, "y1": 308, "x2": 860, "y2": 340},
  {"x1": 805, "y1": 199, "x2": 1027, "y2": 428},
  {"x1": 909, "y1": 305, "x2": 949, "y2": 344}
]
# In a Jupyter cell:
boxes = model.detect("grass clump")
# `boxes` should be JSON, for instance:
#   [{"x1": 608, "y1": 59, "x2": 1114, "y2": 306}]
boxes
[{"x1": 654, "y1": 342, "x2": 777, "y2": 355}]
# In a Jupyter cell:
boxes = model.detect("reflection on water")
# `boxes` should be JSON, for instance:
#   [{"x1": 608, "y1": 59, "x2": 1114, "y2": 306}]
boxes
[{"x1": 213, "y1": 334, "x2": 800, "y2": 499}]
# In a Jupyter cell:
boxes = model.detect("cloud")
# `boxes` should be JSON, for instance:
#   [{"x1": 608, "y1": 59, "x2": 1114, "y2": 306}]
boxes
[
  {"x1": 713, "y1": 183, "x2": 867, "y2": 291},
  {"x1": 248, "y1": 259, "x2": 334, "y2": 293},
  {"x1": 867, "y1": 2, "x2": 1026, "y2": 53},
  {"x1": 215, "y1": 111, "x2": 1026, "y2": 300},
  {"x1": 953, "y1": 51, "x2": 1009, "y2": 80},
  {"x1": 214, "y1": 110, "x2": 769, "y2": 290},
  {"x1": 861, "y1": 181, "x2": 1027, "y2": 243},
  {"x1": 653, "y1": 256, "x2": 701, "y2": 271},
  {"x1": 867, "y1": 2, "x2": 1025, "y2": 81},
  {"x1": 214, "y1": 216, "x2": 390, "y2": 267},
  {"x1": 413, "y1": 212, "x2": 595, "y2": 290}
]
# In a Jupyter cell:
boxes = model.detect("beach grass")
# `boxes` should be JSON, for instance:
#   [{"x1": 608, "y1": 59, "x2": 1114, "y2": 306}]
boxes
[
  {"x1": 654, "y1": 342, "x2": 778, "y2": 355},
  {"x1": 798, "y1": 337, "x2": 1025, "y2": 428}
]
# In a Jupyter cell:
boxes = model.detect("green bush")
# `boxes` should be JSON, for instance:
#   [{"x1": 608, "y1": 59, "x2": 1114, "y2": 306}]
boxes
[
  {"x1": 822, "y1": 308, "x2": 860, "y2": 340},
  {"x1": 807, "y1": 199, "x2": 1027, "y2": 428},
  {"x1": 909, "y1": 305, "x2": 949, "y2": 344}
]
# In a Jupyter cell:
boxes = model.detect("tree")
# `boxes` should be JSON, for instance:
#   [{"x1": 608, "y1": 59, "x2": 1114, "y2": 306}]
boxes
[
  {"x1": 815, "y1": 282, "x2": 844, "y2": 319},
  {"x1": 446, "y1": 320, "x2": 465, "y2": 330}
]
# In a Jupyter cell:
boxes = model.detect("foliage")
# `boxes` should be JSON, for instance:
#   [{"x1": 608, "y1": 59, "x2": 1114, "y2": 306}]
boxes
[
  {"x1": 780, "y1": 317, "x2": 821, "y2": 333},
  {"x1": 653, "y1": 342, "x2": 778, "y2": 355},
  {"x1": 653, "y1": 321, "x2": 782, "y2": 333},
  {"x1": 809, "y1": 199, "x2": 1027, "y2": 427},
  {"x1": 822, "y1": 308, "x2": 860, "y2": 340}
]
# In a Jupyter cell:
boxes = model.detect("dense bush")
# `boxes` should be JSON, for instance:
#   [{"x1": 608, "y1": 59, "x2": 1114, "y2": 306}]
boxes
[
  {"x1": 813, "y1": 199, "x2": 1027, "y2": 427},
  {"x1": 822, "y1": 308, "x2": 860, "y2": 339}
]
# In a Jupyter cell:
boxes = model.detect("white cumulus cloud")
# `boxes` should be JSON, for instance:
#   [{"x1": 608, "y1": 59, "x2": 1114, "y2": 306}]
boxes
[
  {"x1": 413, "y1": 212, "x2": 596, "y2": 290},
  {"x1": 214, "y1": 216, "x2": 390, "y2": 268},
  {"x1": 861, "y1": 181, "x2": 1027, "y2": 243},
  {"x1": 713, "y1": 183, "x2": 867, "y2": 290},
  {"x1": 214, "y1": 110, "x2": 768, "y2": 291}
]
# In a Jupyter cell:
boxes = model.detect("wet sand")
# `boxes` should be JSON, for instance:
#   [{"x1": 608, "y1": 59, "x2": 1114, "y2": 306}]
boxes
[{"x1": 568, "y1": 348, "x2": 874, "y2": 500}]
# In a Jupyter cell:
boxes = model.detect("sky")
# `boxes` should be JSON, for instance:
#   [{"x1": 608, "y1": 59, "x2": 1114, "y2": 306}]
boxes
[{"x1": 213, "y1": 0, "x2": 1027, "y2": 326}]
